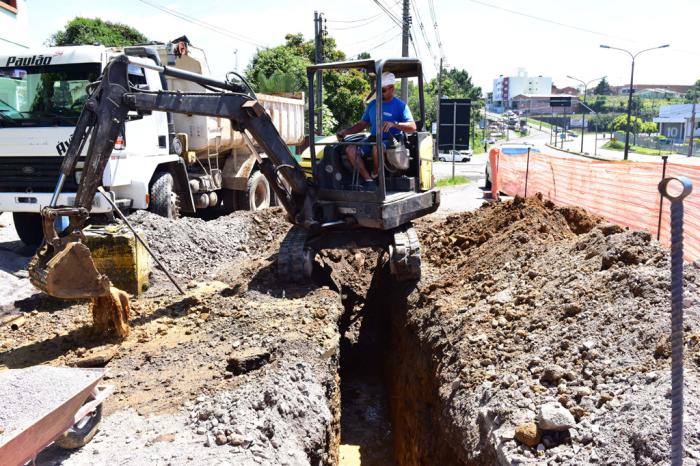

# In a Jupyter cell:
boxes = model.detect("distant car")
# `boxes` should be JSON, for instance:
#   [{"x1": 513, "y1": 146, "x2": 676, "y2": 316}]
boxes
[
  {"x1": 437, "y1": 149, "x2": 472, "y2": 162},
  {"x1": 485, "y1": 143, "x2": 540, "y2": 189},
  {"x1": 483, "y1": 137, "x2": 497, "y2": 144}
]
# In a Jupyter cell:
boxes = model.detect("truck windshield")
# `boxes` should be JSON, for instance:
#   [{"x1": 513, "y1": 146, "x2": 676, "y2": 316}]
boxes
[{"x1": 0, "y1": 63, "x2": 101, "y2": 127}]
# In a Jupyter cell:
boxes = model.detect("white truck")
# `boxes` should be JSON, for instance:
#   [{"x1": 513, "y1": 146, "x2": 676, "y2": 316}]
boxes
[{"x1": 0, "y1": 40, "x2": 305, "y2": 244}]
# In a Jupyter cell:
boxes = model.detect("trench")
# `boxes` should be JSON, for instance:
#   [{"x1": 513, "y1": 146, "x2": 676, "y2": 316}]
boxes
[{"x1": 333, "y1": 260, "x2": 468, "y2": 466}]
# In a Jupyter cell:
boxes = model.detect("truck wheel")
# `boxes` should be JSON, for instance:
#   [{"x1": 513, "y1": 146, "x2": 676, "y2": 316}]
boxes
[
  {"x1": 149, "y1": 172, "x2": 179, "y2": 219},
  {"x1": 241, "y1": 171, "x2": 270, "y2": 211},
  {"x1": 484, "y1": 169, "x2": 492, "y2": 189},
  {"x1": 13, "y1": 212, "x2": 43, "y2": 246}
]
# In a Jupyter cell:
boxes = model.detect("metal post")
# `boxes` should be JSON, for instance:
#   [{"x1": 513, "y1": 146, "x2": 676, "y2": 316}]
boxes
[
  {"x1": 688, "y1": 100, "x2": 696, "y2": 157},
  {"x1": 581, "y1": 85, "x2": 587, "y2": 153},
  {"x1": 658, "y1": 176, "x2": 693, "y2": 466},
  {"x1": 656, "y1": 155, "x2": 669, "y2": 240},
  {"x1": 524, "y1": 147, "x2": 531, "y2": 197},
  {"x1": 622, "y1": 59, "x2": 636, "y2": 160},
  {"x1": 436, "y1": 57, "x2": 443, "y2": 160},
  {"x1": 314, "y1": 11, "x2": 324, "y2": 135},
  {"x1": 451, "y1": 102, "x2": 456, "y2": 180},
  {"x1": 401, "y1": 0, "x2": 410, "y2": 102}
]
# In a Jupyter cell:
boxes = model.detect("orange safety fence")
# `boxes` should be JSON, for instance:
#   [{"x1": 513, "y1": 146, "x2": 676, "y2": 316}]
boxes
[{"x1": 489, "y1": 148, "x2": 700, "y2": 262}]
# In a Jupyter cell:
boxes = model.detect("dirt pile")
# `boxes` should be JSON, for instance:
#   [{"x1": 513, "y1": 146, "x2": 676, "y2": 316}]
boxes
[
  {"x1": 127, "y1": 208, "x2": 289, "y2": 284},
  {"x1": 390, "y1": 195, "x2": 700, "y2": 464}
]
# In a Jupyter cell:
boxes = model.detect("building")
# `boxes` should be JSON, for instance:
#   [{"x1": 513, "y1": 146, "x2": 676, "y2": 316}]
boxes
[
  {"x1": 653, "y1": 104, "x2": 700, "y2": 142},
  {"x1": 491, "y1": 68, "x2": 552, "y2": 112},
  {"x1": 511, "y1": 94, "x2": 578, "y2": 114},
  {"x1": 610, "y1": 84, "x2": 692, "y2": 96},
  {"x1": 0, "y1": 0, "x2": 29, "y2": 51}
]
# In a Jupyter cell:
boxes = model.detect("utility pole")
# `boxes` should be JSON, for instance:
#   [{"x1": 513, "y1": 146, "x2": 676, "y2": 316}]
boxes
[
  {"x1": 689, "y1": 99, "x2": 697, "y2": 157},
  {"x1": 401, "y1": 0, "x2": 410, "y2": 102},
  {"x1": 435, "y1": 57, "x2": 443, "y2": 160},
  {"x1": 314, "y1": 11, "x2": 325, "y2": 135}
]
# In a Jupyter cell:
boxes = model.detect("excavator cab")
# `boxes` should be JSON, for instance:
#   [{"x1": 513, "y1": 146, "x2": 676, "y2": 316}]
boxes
[{"x1": 28, "y1": 55, "x2": 439, "y2": 302}]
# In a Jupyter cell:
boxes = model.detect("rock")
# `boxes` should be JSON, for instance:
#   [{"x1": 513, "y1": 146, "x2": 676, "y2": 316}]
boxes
[
  {"x1": 215, "y1": 433, "x2": 228, "y2": 445},
  {"x1": 226, "y1": 347, "x2": 271, "y2": 375},
  {"x1": 574, "y1": 386, "x2": 592, "y2": 398},
  {"x1": 514, "y1": 422, "x2": 541, "y2": 447},
  {"x1": 229, "y1": 434, "x2": 246, "y2": 446},
  {"x1": 537, "y1": 402, "x2": 576, "y2": 431},
  {"x1": 540, "y1": 364, "x2": 565, "y2": 384}
]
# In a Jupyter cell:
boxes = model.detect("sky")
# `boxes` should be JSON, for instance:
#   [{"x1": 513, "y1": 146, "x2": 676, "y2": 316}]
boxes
[{"x1": 22, "y1": 0, "x2": 700, "y2": 95}]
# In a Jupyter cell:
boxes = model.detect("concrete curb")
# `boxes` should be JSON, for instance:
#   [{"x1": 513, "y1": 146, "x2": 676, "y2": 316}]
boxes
[{"x1": 544, "y1": 144, "x2": 614, "y2": 161}]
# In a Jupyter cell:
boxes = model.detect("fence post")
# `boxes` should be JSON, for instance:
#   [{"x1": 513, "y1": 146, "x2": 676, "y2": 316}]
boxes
[
  {"x1": 524, "y1": 147, "x2": 531, "y2": 197},
  {"x1": 489, "y1": 147, "x2": 500, "y2": 201},
  {"x1": 657, "y1": 155, "x2": 669, "y2": 241}
]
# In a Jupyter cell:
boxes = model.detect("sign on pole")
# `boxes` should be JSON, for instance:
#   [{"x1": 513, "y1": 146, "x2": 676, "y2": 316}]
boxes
[{"x1": 438, "y1": 98, "x2": 471, "y2": 152}]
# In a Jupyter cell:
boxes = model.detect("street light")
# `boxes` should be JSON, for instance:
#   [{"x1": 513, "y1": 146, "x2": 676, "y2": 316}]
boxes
[
  {"x1": 600, "y1": 44, "x2": 670, "y2": 160},
  {"x1": 566, "y1": 75, "x2": 605, "y2": 153}
]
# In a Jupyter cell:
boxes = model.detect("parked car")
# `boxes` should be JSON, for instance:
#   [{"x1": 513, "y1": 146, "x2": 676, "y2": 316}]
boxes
[
  {"x1": 437, "y1": 149, "x2": 473, "y2": 162},
  {"x1": 485, "y1": 143, "x2": 540, "y2": 189},
  {"x1": 483, "y1": 136, "x2": 497, "y2": 144}
]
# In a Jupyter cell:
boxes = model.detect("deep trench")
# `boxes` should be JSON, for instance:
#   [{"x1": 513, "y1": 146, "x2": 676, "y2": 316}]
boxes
[{"x1": 335, "y1": 262, "x2": 466, "y2": 466}]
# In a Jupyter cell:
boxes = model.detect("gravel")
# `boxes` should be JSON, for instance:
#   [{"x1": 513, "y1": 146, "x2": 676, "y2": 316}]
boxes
[{"x1": 0, "y1": 366, "x2": 103, "y2": 444}]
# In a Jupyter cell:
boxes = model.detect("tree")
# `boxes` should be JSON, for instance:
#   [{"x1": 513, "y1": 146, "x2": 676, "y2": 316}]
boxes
[
  {"x1": 611, "y1": 114, "x2": 643, "y2": 135},
  {"x1": 48, "y1": 17, "x2": 148, "y2": 46},
  {"x1": 245, "y1": 33, "x2": 369, "y2": 132},
  {"x1": 593, "y1": 77, "x2": 612, "y2": 96},
  {"x1": 687, "y1": 79, "x2": 700, "y2": 102},
  {"x1": 641, "y1": 121, "x2": 657, "y2": 135}
]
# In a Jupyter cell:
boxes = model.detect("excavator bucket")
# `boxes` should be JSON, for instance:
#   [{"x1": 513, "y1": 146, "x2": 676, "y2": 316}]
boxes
[
  {"x1": 28, "y1": 207, "x2": 111, "y2": 300},
  {"x1": 29, "y1": 241, "x2": 112, "y2": 300}
]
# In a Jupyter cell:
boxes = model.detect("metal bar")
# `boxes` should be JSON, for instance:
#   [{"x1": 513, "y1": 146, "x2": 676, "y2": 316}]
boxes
[
  {"x1": 658, "y1": 176, "x2": 693, "y2": 466},
  {"x1": 524, "y1": 147, "x2": 531, "y2": 197},
  {"x1": 72, "y1": 385, "x2": 114, "y2": 424},
  {"x1": 452, "y1": 102, "x2": 456, "y2": 180},
  {"x1": 97, "y1": 187, "x2": 185, "y2": 295},
  {"x1": 657, "y1": 155, "x2": 669, "y2": 240}
]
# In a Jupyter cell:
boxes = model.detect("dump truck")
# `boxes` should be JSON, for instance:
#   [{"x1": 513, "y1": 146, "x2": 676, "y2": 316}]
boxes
[{"x1": 0, "y1": 39, "x2": 304, "y2": 245}]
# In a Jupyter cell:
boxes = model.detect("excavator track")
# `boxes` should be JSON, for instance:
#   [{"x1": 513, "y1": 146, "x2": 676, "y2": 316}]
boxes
[
  {"x1": 389, "y1": 223, "x2": 421, "y2": 282},
  {"x1": 277, "y1": 226, "x2": 315, "y2": 282}
]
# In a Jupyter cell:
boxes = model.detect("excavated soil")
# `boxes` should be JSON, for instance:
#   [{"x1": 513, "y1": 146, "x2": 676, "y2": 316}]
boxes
[
  {"x1": 388, "y1": 194, "x2": 700, "y2": 465},
  {"x1": 2, "y1": 194, "x2": 700, "y2": 465}
]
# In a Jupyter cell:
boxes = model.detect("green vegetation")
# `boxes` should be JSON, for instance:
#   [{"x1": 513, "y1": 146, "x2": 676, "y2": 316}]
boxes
[
  {"x1": 436, "y1": 175, "x2": 471, "y2": 187},
  {"x1": 48, "y1": 17, "x2": 148, "y2": 46},
  {"x1": 602, "y1": 139, "x2": 673, "y2": 155}
]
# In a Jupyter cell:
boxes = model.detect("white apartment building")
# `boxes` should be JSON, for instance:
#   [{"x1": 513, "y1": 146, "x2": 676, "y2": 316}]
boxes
[
  {"x1": 491, "y1": 68, "x2": 552, "y2": 112},
  {"x1": 0, "y1": 0, "x2": 29, "y2": 52}
]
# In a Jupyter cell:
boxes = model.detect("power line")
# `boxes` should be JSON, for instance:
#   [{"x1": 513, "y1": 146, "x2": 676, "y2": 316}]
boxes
[
  {"x1": 373, "y1": 0, "x2": 403, "y2": 27},
  {"x1": 426, "y1": 0, "x2": 445, "y2": 60},
  {"x1": 326, "y1": 14, "x2": 388, "y2": 31},
  {"x1": 136, "y1": 0, "x2": 268, "y2": 48},
  {"x1": 326, "y1": 13, "x2": 383, "y2": 23},
  {"x1": 410, "y1": 0, "x2": 439, "y2": 72},
  {"x1": 348, "y1": 31, "x2": 402, "y2": 58}
]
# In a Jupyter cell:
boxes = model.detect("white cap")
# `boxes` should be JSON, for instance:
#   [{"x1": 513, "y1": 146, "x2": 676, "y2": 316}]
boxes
[{"x1": 381, "y1": 72, "x2": 396, "y2": 87}]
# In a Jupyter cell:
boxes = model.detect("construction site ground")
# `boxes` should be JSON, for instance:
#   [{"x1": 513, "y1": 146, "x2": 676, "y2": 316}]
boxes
[{"x1": 1, "y1": 180, "x2": 700, "y2": 465}]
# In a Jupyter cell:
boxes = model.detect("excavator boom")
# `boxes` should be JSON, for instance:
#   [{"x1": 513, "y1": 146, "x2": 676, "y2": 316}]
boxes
[{"x1": 29, "y1": 55, "x2": 315, "y2": 299}]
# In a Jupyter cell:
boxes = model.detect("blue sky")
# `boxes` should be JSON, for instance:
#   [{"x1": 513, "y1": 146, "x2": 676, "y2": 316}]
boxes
[{"x1": 24, "y1": 0, "x2": 700, "y2": 94}]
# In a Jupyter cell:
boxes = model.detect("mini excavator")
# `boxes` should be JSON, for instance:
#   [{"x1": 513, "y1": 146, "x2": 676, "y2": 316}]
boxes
[{"x1": 29, "y1": 54, "x2": 439, "y2": 301}]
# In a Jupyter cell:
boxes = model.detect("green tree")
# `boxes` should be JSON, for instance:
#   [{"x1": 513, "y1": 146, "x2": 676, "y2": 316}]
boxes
[
  {"x1": 641, "y1": 121, "x2": 657, "y2": 135},
  {"x1": 48, "y1": 17, "x2": 148, "y2": 46},
  {"x1": 687, "y1": 79, "x2": 700, "y2": 101},
  {"x1": 593, "y1": 77, "x2": 612, "y2": 96},
  {"x1": 246, "y1": 33, "x2": 369, "y2": 132},
  {"x1": 611, "y1": 114, "x2": 643, "y2": 135}
]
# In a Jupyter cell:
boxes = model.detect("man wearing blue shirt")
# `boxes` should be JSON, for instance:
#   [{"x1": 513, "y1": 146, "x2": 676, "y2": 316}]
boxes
[{"x1": 337, "y1": 72, "x2": 416, "y2": 183}]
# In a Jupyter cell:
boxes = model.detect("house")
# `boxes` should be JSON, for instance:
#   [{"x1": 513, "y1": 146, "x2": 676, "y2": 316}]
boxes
[
  {"x1": 610, "y1": 84, "x2": 693, "y2": 96},
  {"x1": 511, "y1": 94, "x2": 579, "y2": 114},
  {"x1": 551, "y1": 85, "x2": 579, "y2": 96},
  {"x1": 653, "y1": 104, "x2": 700, "y2": 142},
  {"x1": 491, "y1": 69, "x2": 552, "y2": 112},
  {"x1": 0, "y1": 0, "x2": 29, "y2": 51}
]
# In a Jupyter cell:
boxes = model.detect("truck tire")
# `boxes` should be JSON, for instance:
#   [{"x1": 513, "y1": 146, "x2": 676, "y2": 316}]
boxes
[
  {"x1": 241, "y1": 171, "x2": 270, "y2": 211},
  {"x1": 149, "y1": 172, "x2": 179, "y2": 219},
  {"x1": 13, "y1": 212, "x2": 43, "y2": 246},
  {"x1": 484, "y1": 168, "x2": 492, "y2": 189}
]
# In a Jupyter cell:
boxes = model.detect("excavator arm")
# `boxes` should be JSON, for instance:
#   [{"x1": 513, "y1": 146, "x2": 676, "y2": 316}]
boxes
[{"x1": 29, "y1": 54, "x2": 317, "y2": 299}]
